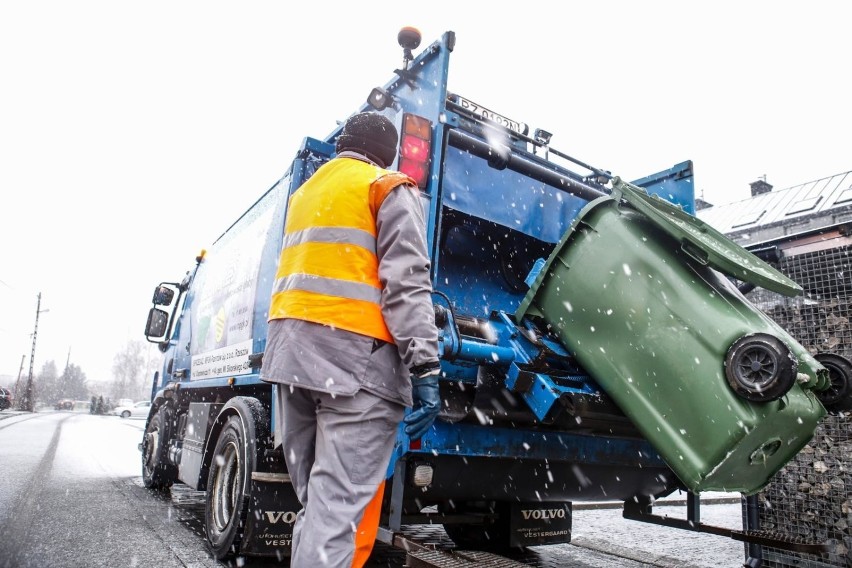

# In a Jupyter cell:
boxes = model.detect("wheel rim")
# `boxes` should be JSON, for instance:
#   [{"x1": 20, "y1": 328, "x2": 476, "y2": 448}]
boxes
[
  {"x1": 725, "y1": 333, "x2": 796, "y2": 402},
  {"x1": 143, "y1": 429, "x2": 159, "y2": 476},
  {"x1": 731, "y1": 345, "x2": 780, "y2": 392},
  {"x1": 211, "y1": 441, "x2": 241, "y2": 533},
  {"x1": 822, "y1": 362, "x2": 844, "y2": 401},
  {"x1": 813, "y1": 354, "x2": 852, "y2": 406}
]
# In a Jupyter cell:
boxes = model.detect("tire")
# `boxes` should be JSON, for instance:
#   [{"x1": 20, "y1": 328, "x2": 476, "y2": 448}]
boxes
[
  {"x1": 205, "y1": 414, "x2": 256, "y2": 559},
  {"x1": 724, "y1": 333, "x2": 797, "y2": 402},
  {"x1": 813, "y1": 353, "x2": 852, "y2": 412},
  {"x1": 142, "y1": 406, "x2": 177, "y2": 490},
  {"x1": 121, "y1": 410, "x2": 131, "y2": 418}
]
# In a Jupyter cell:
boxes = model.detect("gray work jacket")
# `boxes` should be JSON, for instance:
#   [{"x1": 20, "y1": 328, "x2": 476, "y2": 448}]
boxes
[{"x1": 261, "y1": 152, "x2": 439, "y2": 407}]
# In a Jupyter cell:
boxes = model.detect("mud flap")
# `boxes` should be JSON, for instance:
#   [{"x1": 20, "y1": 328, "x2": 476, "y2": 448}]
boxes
[
  {"x1": 240, "y1": 472, "x2": 301, "y2": 557},
  {"x1": 508, "y1": 502, "x2": 572, "y2": 547}
]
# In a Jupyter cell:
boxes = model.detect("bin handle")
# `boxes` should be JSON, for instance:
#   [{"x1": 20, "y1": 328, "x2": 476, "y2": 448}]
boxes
[{"x1": 681, "y1": 239, "x2": 709, "y2": 265}]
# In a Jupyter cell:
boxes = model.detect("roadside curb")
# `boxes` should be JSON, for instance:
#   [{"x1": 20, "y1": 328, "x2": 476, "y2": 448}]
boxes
[{"x1": 0, "y1": 410, "x2": 32, "y2": 421}]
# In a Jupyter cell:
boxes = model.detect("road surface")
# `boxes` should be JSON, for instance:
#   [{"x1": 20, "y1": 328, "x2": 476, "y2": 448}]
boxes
[{"x1": 0, "y1": 410, "x2": 748, "y2": 567}]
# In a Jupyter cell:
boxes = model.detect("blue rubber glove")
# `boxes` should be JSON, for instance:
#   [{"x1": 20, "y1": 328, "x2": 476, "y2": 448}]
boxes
[{"x1": 403, "y1": 362, "x2": 442, "y2": 439}]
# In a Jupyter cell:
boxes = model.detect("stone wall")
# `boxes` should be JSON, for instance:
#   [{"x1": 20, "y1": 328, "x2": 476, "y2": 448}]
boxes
[{"x1": 746, "y1": 245, "x2": 852, "y2": 567}]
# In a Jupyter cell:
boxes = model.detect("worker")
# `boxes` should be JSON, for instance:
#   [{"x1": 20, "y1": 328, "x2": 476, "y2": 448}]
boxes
[{"x1": 261, "y1": 111, "x2": 441, "y2": 567}]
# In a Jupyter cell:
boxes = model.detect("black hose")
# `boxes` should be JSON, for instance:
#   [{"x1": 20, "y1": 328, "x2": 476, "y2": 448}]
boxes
[{"x1": 432, "y1": 290, "x2": 458, "y2": 327}]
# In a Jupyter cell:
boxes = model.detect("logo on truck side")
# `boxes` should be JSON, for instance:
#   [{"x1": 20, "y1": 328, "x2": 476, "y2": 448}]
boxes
[
  {"x1": 264, "y1": 511, "x2": 298, "y2": 524},
  {"x1": 520, "y1": 508, "x2": 567, "y2": 520}
]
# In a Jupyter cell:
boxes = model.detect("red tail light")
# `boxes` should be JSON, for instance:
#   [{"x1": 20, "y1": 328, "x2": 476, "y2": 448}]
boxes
[{"x1": 398, "y1": 113, "x2": 432, "y2": 189}]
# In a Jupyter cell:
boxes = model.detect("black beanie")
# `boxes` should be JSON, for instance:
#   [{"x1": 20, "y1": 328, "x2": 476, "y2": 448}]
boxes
[{"x1": 335, "y1": 112, "x2": 398, "y2": 168}]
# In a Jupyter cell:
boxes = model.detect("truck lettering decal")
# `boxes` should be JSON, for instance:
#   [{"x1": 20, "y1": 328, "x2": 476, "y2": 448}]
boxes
[
  {"x1": 521, "y1": 508, "x2": 566, "y2": 520},
  {"x1": 190, "y1": 196, "x2": 275, "y2": 379},
  {"x1": 264, "y1": 511, "x2": 298, "y2": 524},
  {"x1": 192, "y1": 339, "x2": 253, "y2": 379}
]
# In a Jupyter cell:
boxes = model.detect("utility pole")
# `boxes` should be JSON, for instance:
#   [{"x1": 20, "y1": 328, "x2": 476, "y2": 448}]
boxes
[
  {"x1": 19, "y1": 292, "x2": 48, "y2": 412},
  {"x1": 62, "y1": 346, "x2": 72, "y2": 399}
]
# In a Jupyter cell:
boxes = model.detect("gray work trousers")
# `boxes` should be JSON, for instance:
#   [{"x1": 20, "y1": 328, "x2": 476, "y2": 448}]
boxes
[{"x1": 277, "y1": 385, "x2": 404, "y2": 567}]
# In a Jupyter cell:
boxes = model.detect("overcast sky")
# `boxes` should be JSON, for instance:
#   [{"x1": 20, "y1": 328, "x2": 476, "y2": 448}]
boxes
[{"x1": 1, "y1": 1, "x2": 850, "y2": 387}]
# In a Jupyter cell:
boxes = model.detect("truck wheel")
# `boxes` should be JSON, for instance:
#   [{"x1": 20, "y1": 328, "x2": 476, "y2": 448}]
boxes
[
  {"x1": 142, "y1": 406, "x2": 177, "y2": 490},
  {"x1": 813, "y1": 353, "x2": 852, "y2": 412},
  {"x1": 725, "y1": 333, "x2": 797, "y2": 402},
  {"x1": 205, "y1": 414, "x2": 255, "y2": 559}
]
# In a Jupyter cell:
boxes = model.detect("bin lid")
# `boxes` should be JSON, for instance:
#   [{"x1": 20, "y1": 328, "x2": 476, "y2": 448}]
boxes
[{"x1": 612, "y1": 178, "x2": 802, "y2": 297}]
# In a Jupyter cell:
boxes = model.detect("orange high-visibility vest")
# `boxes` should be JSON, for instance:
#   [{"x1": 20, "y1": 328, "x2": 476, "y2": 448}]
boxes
[{"x1": 269, "y1": 157, "x2": 417, "y2": 343}]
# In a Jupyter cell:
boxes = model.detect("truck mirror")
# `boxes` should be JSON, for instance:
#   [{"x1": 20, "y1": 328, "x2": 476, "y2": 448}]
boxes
[
  {"x1": 152, "y1": 285, "x2": 175, "y2": 306},
  {"x1": 145, "y1": 308, "x2": 170, "y2": 339}
]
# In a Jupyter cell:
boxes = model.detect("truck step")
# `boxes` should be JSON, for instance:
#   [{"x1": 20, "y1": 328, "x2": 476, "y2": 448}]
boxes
[
  {"x1": 733, "y1": 529, "x2": 831, "y2": 555},
  {"x1": 407, "y1": 549, "x2": 528, "y2": 568},
  {"x1": 377, "y1": 527, "x2": 529, "y2": 567},
  {"x1": 623, "y1": 507, "x2": 830, "y2": 555}
]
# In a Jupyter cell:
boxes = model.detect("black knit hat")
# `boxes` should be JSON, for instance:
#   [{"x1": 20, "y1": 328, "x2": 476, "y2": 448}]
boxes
[{"x1": 335, "y1": 112, "x2": 398, "y2": 168}]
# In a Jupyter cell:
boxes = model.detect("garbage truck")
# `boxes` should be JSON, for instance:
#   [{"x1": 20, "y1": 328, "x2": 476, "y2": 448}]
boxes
[{"x1": 141, "y1": 28, "x2": 833, "y2": 562}]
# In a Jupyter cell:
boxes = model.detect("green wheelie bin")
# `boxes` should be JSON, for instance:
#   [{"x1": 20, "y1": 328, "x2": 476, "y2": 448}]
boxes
[{"x1": 517, "y1": 178, "x2": 828, "y2": 495}]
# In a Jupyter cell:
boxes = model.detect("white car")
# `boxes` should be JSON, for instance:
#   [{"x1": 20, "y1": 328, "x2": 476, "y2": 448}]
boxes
[{"x1": 113, "y1": 400, "x2": 152, "y2": 418}]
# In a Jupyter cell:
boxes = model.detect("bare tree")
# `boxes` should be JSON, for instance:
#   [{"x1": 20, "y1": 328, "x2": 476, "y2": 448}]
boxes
[{"x1": 111, "y1": 340, "x2": 147, "y2": 400}]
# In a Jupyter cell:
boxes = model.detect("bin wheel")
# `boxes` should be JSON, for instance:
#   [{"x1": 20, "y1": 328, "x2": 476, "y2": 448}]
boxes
[
  {"x1": 813, "y1": 353, "x2": 852, "y2": 412},
  {"x1": 725, "y1": 334, "x2": 797, "y2": 402}
]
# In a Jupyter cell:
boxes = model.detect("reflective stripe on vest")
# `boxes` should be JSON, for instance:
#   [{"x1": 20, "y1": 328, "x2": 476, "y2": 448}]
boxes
[
  {"x1": 269, "y1": 157, "x2": 416, "y2": 343},
  {"x1": 282, "y1": 226, "x2": 377, "y2": 255},
  {"x1": 273, "y1": 273, "x2": 382, "y2": 304}
]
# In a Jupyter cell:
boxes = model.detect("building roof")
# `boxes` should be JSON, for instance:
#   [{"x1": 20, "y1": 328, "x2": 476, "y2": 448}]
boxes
[{"x1": 696, "y1": 170, "x2": 852, "y2": 246}]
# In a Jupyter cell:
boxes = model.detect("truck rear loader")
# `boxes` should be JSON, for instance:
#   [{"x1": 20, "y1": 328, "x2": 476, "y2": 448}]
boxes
[{"x1": 142, "y1": 28, "x2": 834, "y2": 563}]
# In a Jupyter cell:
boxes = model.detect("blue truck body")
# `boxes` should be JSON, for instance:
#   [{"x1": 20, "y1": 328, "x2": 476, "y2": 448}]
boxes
[{"x1": 142, "y1": 30, "x2": 720, "y2": 559}]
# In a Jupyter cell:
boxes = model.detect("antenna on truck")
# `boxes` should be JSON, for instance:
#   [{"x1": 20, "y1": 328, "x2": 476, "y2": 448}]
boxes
[
  {"x1": 368, "y1": 27, "x2": 422, "y2": 109},
  {"x1": 398, "y1": 26, "x2": 421, "y2": 70}
]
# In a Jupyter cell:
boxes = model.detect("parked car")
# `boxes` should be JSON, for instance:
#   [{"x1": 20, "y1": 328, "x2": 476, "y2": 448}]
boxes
[
  {"x1": 55, "y1": 399, "x2": 74, "y2": 411},
  {"x1": 113, "y1": 400, "x2": 152, "y2": 418},
  {"x1": 0, "y1": 387, "x2": 12, "y2": 410}
]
